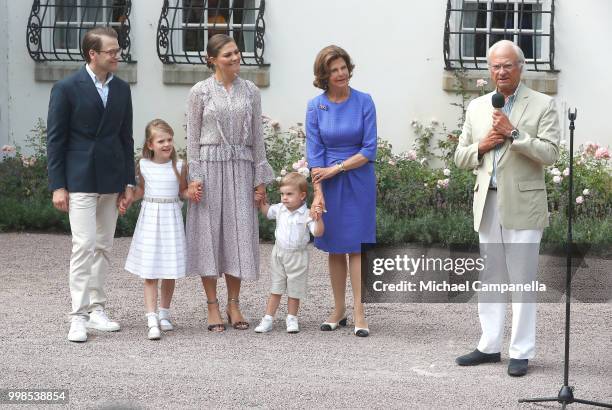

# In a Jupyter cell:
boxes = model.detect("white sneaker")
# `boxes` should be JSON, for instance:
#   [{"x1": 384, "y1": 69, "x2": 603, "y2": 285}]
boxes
[
  {"x1": 68, "y1": 316, "x2": 88, "y2": 342},
  {"x1": 286, "y1": 316, "x2": 299, "y2": 334},
  {"x1": 159, "y1": 318, "x2": 174, "y2": 331},
  {"x1": 254, "y1": 316, "x2": 274, "y2": 333},
  {"x1": 86, "y1": 308, "x2": 120, "y2": 332},
  {"x1": 148, "y1": 325, "x2": 161, "y2": 340}
]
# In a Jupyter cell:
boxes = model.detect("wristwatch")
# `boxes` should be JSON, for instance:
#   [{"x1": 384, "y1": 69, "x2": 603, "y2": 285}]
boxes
[{"x1": 510, "y1": 128, "x2": 520, "y2": 140}]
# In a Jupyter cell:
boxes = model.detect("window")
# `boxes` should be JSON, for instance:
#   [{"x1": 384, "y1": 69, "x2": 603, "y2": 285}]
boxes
[
  {"x1": 157, "y1": 0, "x2": 267, "y2": 66},
  {"x1": 26, "y1": 0, "x2": 133, "y2": 62},
  {"x1": 444, "y1": 0, "x2": 555, "y2": 71}
]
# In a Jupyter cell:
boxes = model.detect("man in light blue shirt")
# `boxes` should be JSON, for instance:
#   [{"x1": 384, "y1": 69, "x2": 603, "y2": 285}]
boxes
[{"x1": 47, "y1": 27, "x2": 135, "y2": 343}]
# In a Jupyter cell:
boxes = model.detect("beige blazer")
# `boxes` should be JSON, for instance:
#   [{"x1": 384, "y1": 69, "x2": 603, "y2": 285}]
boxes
[{"x1": 454, "y1": 85, "x2": 560, "y2": 232}]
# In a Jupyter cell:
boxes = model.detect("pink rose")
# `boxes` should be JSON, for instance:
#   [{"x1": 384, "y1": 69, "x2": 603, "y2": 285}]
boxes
[
  {"x1": 575, "y1": 196, "x2": 584, "y2": 204},
  {"x1": 594, "y1": 147, "x2": 610, "y2": 160}
]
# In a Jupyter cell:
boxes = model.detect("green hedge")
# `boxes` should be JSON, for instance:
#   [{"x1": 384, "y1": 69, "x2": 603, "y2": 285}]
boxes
[{"x1": 1, "y1": 117, "x2": 610, "y2": 255}]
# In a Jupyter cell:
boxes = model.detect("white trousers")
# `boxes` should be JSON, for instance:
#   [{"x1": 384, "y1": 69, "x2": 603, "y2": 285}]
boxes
[
  {"x1": 68, "y1": 193, "x2": 119, "y2": 317},
  {"x1": 477, "y1": 191, "x2": 543, "y2": 359}
]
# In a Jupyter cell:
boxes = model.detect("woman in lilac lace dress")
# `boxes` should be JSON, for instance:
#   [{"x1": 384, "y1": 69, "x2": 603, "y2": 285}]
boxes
[{"x1": 185, "y1": 35, "x2": 274, "y2": 332}]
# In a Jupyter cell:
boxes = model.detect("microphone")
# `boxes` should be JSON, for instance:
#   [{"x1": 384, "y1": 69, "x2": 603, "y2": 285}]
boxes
[{"x1": 492, "y1": 92, "x2": 505, "y2": 109}]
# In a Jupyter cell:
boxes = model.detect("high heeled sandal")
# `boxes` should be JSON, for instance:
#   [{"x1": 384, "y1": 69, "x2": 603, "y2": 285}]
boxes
[
  {"x1": 206, "y1": 299, "x2": 226, "y2": 332},
  {"x1": 226, "y1": 298, "x2": 249, "y2": 330},
  {"x1": 320, "y1": 310, "x2": 348, "y2": 331}
]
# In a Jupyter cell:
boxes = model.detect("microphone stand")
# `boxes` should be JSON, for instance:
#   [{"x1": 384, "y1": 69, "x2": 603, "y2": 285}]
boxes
[{"x1": 518, "y1": 109, "x2": 611, "y2": 409}]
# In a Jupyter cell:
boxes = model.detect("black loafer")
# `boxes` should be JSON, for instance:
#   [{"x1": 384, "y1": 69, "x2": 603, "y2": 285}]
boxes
[
  {"x1": 456, "y1": 349, "x2": 501, "y2": 366},
  {"x1": 508, "y1": 359, "x2": 529, "y2": 377}
]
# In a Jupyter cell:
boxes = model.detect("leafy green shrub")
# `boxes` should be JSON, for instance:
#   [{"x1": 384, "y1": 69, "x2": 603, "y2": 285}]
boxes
[{"x1": 1, "y1": 107, "x2": 610, "y2": 254}]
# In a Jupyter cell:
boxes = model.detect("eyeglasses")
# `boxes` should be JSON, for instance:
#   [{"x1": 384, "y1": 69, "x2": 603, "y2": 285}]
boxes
[
  {"x1": 489, "y1": 62, "x2": 521, "y2": 72},
  {"x1": 97, "y1": 48, "x2": 122, "y2": 57}
]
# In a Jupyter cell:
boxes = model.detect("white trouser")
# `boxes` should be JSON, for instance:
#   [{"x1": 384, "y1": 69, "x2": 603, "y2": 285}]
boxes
[
  {"x1": 68, "y1": 193, "x2": 119, "y2": 317},
  {"x1": 477, "y1": 190, "x2": 543, "y2": 359}
]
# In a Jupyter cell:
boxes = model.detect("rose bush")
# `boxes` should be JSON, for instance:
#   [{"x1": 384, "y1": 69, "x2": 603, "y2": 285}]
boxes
[{"x1": 1, "y1": 116, "x2": 610, "y2": 255}]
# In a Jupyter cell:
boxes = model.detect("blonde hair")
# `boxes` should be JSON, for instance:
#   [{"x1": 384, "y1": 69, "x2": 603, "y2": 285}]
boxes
[
  {"x1": 280, "y1": 172, "x2": 308, "y2": 194},
  {"x1": 140, "y1": 119, "x2": 180, "y2": 181}
]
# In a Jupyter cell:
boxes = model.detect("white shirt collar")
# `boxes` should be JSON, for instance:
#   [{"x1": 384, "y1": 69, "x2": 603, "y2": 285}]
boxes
[
  {"x1": 86, "y1": 64, "x2": 114, "y2": 86},
  {"x1": 282, "y1": 202, "x2": 308, "y2": 215}
]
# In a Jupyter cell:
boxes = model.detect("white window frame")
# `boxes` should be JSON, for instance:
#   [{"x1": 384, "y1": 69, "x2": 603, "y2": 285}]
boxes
[
  {"x1": 450, "y1": 0, "x2": 551, "y2": 66},
  {"x1": 50, "y1": 0, "x2": 123, "y2": 54},
  {"x1": 177, "y1": 0, "x2": 258, "y2": 59}
]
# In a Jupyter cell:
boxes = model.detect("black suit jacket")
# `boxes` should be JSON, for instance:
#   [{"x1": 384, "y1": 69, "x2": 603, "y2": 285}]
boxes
[{"x1": 47, "y1": 65, "x2": 135, "y2": 194}]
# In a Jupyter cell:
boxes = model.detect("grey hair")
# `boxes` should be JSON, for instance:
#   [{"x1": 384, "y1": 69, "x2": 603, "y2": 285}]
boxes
[{"x1": 487, "y1": 40, "x2": 525, "y2": 70}]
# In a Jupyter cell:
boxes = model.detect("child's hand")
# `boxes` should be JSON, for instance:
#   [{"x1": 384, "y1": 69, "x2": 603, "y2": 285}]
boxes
[
  {"x1": 117, "y1": 196, "x2": 128, "y2": 215},
  {"x1": 254, "y1": 184, "x2": 266, "y2": 207},
  {"x1": 188, "y1": 181, "x2": 203, "y2": 202},
  {"x1": 310, "y1": 204, "x2": 324, "y2": 221},
  {"x1": 254, "y1": 190, "x2": 266, "y2": 205}
]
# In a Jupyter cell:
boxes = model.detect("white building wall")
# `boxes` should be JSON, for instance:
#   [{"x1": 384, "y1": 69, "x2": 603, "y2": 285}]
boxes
[
  {"x1": 0, "y1": 0, "x2": 10, "y2": 147},
  {"x1": 4, "y1": 0, "x2": 52, "y2": 150},
  {"x1": 554, "y1": 1, "x2": 612, "y2": 142},
  {"x1": 2, "y1": 0, "x2": 611, "y2": 153}
]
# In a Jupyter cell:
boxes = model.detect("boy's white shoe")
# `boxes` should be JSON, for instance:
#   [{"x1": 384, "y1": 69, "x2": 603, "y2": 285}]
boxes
[
  {"x1": 286, "y1": 315, "x2": 299, "y2": 334},
  {"x1": 67, "y1": 316, "x2": 88, "y2": 342},
  {"x1": 86, "y1": 308, "x2": 120, "y2": 332},
  {"x1": 254, "y1": 316, "x2": 274, "y2": 333}
]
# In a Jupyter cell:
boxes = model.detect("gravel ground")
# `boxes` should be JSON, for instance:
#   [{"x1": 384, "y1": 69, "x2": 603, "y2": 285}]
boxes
[{"x1": 0, "y1": 232, "x2": 610, "y2": 409}]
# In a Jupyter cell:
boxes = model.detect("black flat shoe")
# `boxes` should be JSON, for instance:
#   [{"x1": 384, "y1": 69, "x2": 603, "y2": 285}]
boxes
[
  {"x1": 508, "y1": 359, "x2": 529, "y2": 377},
  {"x1": 456, "y1": 349, "x2": 501, "y2": 366},
  {"x1": 320, "y1": 317, "x2": 347, "y2": 331},
  {"x1": 354, "y1": 327, "x2": 369, "y2": 337}
]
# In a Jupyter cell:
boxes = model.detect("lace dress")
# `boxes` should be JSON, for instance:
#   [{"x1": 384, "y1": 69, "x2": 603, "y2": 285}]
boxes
[{"x1": 185, "y1": 76, "x2": 274, "y2": 280}]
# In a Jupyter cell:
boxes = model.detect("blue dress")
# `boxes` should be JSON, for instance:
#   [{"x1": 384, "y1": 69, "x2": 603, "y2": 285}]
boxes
[{"x1": 305, "y1": 88, "x2": 377, "y2": 254}]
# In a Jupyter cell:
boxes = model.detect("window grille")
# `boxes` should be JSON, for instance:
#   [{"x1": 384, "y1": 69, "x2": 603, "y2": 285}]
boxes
[
  {"x1": 156, "y1": 0, "x2": 267, "y2": 66},
  {"x1": 444, "y1": 0, "x2": 555, "y2": 71},
  {"x1": 26, "y1": 0, "x2": 133, "y2": 63}
]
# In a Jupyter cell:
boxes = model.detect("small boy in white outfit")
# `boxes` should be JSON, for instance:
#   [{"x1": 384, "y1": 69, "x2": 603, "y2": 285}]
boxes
[{"x1": 255, "y1": 172, "x2": 324, "y2": 333}]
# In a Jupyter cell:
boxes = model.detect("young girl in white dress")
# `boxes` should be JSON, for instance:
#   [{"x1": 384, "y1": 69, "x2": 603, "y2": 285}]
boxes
[{"x1": 123, "y1": 119, "x2": 201, "y2": 340}]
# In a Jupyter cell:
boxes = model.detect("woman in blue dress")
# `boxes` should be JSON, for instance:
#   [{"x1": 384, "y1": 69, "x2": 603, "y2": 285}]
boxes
[{"x1": 306, "y1": 45, "x2": 377, "y2": 337}]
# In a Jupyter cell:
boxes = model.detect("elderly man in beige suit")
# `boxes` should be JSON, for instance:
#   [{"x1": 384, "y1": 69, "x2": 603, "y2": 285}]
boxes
[{"x1": 454, "y1": 40, "x2": 560, "y2": 377}]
